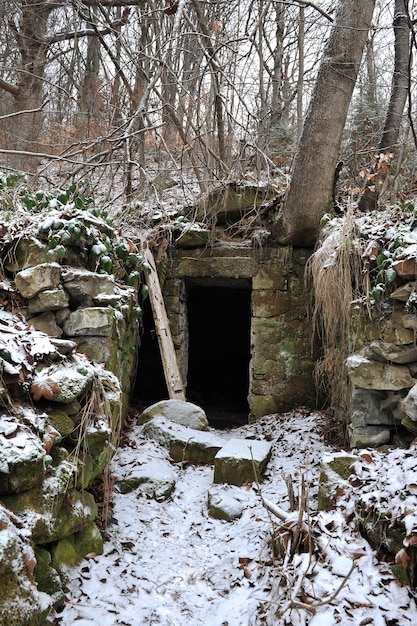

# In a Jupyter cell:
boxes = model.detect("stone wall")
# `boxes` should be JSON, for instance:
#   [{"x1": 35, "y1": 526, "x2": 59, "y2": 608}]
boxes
[
  {"x1": 0, "y1": 206, "x2": 141, "y2": 624},
  {"x1": 163, "y1": 240, "x2": 317, "y2": 419}
]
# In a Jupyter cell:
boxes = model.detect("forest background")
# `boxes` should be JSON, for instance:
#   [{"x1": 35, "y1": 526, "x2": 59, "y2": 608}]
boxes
[{"x1": 0, "y1": 0, "x2": 415, "y2": 241}]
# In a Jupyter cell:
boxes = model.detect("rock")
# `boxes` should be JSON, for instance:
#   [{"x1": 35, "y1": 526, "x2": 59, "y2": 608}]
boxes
[
  {"x1": 139, "y1": 399, "x2": 208, "y2": 430},
  {"x1": 349, "y1": 426, "x2": 391, "y2": 449},
  {"x1": 208, "y1": 486, "x2": 244, "y2": 521},
  {"x1": 34, "y1": 546, "x2": 65, "y2": 609},
  {"x1": 370, "y1": 340, "x2": 417, "y2": 364},
  {"x1": 346, "y1": 354, "x2": 413, "y2": 390},
  {"x1": 62, "y1": 307, "x2": 120, "y2": 337},
  {"x1": 197, "y1": 182, "x2": 276, "y2": 224},
  {"x1": 392, "y1": 257, "x2": 417, "y2": 279},
  {"x1": 401, "y1": 415, "x2": 417, "y2": 435},
  {"x1": 27, "y1": 288, "x2": 69, "y2": 314},
  {"x1": 49, "y1": 338, "x2": 76, "y2": 355},
  {"x1": 29, "y1": 311, "x2": 63, "y2": 337},
  {"x1": 14, "y1": 263, "x2": 61, "y2": 299},
  {"x1": 213, "y1": 438, "x2": 272, "y2": 486},
  {"x1": 400, "y1": 384, "x2": 417, "y2": 421},
  {"x1": 5, "y1": 236, "x2": 51, "y2": 272},
  {"x1": 61, "y1": 268, "x2": 116, "y2": 305},
  {"x1": 31, "y1": 358, "x2": 94, "y2": 404},
  {"x1": 2, "y1": 466, "x2": 98, "y2": 544},
  {"x1": 0, "y1": 420, "x2": 46, "y2": 495},
  {"x1": 400, "y1": 313, "x2": 417, "y2": 331},
  {"x1": 142, "y1": 416, "x2": 223, "y2": 463},
  {"x1": 175, "y1": 224, "x2": 211, "y2": 248},
  {"x1": 390, "y1": 282, "x2": 414, "y2": 301},
  {"x1": 0, "y1": 504, "x2": 52, "y2": 626},
  {"x1": 351, "y1": 388, "x2": 394, "y2": 427},
  {"x1": 116, "y1": 458, "x2": 177, "y2": 500},
  {"x1": 318, "y1": 452, "x2": 357, "y2": 510}
]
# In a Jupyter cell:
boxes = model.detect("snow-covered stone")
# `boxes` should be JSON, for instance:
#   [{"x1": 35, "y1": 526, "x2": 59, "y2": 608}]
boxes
[
  {"x1": 213, "y1": 438, "x2": 272, "y2": 486},
  {"x1": 116, "y1": 458, "x2": 177, "y2": 500},
  {"x1": 346, "y1": 354, "x2": 413, "y2": 390},
  {"x1": 14, "y1": 263, "x2": 61, "y2": 298},
  {"x1": 139, "y1": 399, "x2": 208, "y2": 430},
  {"x1": 142, "y1": 416, "x2": 223, "y2": 463},
  {"x1": 0, "y1": 420, "x2": 45, "y2": 495},
  {"x1": 208, "y1": 486, "x2": 244, "y2": 521},
  {"x1": 175, "y1": 224, "x2": 211, "y2": 248}
]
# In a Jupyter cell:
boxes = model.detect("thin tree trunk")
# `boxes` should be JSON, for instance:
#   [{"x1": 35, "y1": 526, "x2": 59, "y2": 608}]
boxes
[
  {"x1": 358, "y1": 0, "x2": 410, "y2": 212},
  {"x1": 272, "y1": 0, "x2": 376, "y2": 247}
]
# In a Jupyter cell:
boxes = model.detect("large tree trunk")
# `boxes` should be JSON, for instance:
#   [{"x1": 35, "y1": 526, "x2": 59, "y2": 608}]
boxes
[
  {"x1": 271, "y1": 0, "x2": 375, "y2": 247},
  {"x1": 358, "y1": 0, "x2": 410, "y2": 212}
]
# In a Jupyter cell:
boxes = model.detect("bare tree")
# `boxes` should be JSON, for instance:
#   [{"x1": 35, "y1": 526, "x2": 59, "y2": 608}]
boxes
[
  {"x1": 271, "y1": 0, "x2": 376, "y2": 247},
  {"x1": 358, "y1": 0, "x2": 410, "y2": 211}
]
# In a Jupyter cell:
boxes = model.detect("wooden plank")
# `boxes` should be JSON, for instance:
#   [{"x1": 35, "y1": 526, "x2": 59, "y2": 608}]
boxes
[{"x1": 143, "y1": 246, "x2": 186, "y2": 401}]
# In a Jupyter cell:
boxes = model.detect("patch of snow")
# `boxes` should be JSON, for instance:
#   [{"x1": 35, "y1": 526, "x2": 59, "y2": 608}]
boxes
[{"x1": 49, "y1": 412, "x2": 417, "y2": 625}]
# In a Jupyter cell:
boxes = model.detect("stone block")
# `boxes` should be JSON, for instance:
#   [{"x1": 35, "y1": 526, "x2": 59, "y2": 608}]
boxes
[
  {"x1": 208, "y1": 486, "x2": 244, "y2": 520},
  {"x1": 318, "y1": 452, "x2": 357, "y2": 511},
  {"x1": 142, "y1": 416, "x2": 223, "y2": 463},
  {"x1": 346, "y1": 354, "x2": 413, "y2": 391},
  {"x1": 15, "y1": 263, "x2": 61, "y2": 299},
  {"x1": 213, "y1": 438, "x2": 272, "y2": 486},
  {"x1": 62, "y1": 307, "x2": 118, "y2": 337},
  {"x1": 116, "y1": 458, "x2": 177, "y2": 501},
  {"x1": 27, "y1": 288, "x2": 69, "y2": 314},
  {"x1": 349, "y1": 426, "x2": 391, "y2": 449}
]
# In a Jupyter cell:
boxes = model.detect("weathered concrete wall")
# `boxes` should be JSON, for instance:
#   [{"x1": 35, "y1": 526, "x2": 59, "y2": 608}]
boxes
[{"x1": 163, "y1": 242, "x2": 316, "y2": 419}]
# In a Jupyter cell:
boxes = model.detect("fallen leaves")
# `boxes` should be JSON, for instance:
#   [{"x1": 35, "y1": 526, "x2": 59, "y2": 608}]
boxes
[{"x1": 31, "y1": 376, "x2": 61, "y2": 401}]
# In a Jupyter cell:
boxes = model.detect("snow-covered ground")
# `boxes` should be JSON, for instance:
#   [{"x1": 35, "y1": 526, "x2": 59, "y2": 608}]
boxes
[{"x1": 47, "y1": 411, "x2": 417, "y2": 625}]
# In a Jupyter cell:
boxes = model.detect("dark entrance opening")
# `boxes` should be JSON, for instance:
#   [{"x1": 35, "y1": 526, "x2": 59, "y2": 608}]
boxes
[
  {"x1": 133, "y1": 298, "x2": 168, "y2": 406},
  {"x1": 186, "y1": 279, "x2": 251, "y2": 428}
]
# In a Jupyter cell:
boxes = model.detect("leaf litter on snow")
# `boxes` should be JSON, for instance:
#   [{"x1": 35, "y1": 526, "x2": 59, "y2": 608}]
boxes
[{"x1": 50, "y1": 411, "x2": 417, "y2": 625}]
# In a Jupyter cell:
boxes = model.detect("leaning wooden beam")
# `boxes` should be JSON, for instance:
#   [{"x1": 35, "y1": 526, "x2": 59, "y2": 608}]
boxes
[{"x1": 143, "y1": 245, "x2": 186, "y2": 401}]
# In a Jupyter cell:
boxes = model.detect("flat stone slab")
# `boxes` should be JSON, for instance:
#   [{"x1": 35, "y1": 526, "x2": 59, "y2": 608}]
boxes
[
  {"x1": 213, "y1": 438, "x2": 272, "y2": 486},
  {"x1": 142, "y1": 416, "x2": 223, "y2": 463}
]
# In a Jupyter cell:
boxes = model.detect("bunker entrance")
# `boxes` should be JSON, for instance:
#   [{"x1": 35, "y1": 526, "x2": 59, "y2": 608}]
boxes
[
  {"x1": 186, "y1": 280, "x2": 251, "y2": 428},
  {"x1": 134, "y1": 298, "x2": 169, "y2": 405}
]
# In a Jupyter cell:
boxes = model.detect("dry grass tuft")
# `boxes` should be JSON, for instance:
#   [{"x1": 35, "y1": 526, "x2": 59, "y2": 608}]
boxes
[{"x1": 306, "y1": 210, "x2": 365, "y2": 418}]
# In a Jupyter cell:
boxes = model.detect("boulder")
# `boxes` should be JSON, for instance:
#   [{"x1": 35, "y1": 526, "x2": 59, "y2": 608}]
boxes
[
  {"x1": 116, "y1": 458, "x2": 177, "y2": 501},
  {"x1": 0, "y1": 419, "x2": 46, "y2": 495},
  {"x1": 14, "y1": 263, "x2": 61, "y2": 299},
  {"x1": 139, "y1": 399, "x2": 208, "y2": 430},
  {"x1": 208, "y1": 486, "x2": 244, "y2": 521},
  {"x1": 5, "y1": 236, "x2": 50, "y2": 272},
  {"x1": 142, "y1": 416, "x2": 223, "y2": 463},
  {"x1": 346, "y1": 354, "x2": 413, "y2": 391},
  {"x1": 213, "y1": 438, "x2": 272, "y2": 486},
  {"x1": 351, "y1": 388, "x2": 395, "y2": 428}
]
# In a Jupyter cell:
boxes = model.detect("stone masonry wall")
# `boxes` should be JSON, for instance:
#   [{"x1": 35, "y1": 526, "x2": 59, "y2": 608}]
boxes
[{"x1": 163, "y1": 241, "x2": 316, "y2": 419}]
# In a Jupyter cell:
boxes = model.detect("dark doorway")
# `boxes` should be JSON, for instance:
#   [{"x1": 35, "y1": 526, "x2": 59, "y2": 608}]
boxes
[
  {"x1": 186, "y1": 280, "x2": 251, "y2": 428},
  {"x1": 133, "y1": 298, "x2": 168, "y2": 406}
]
